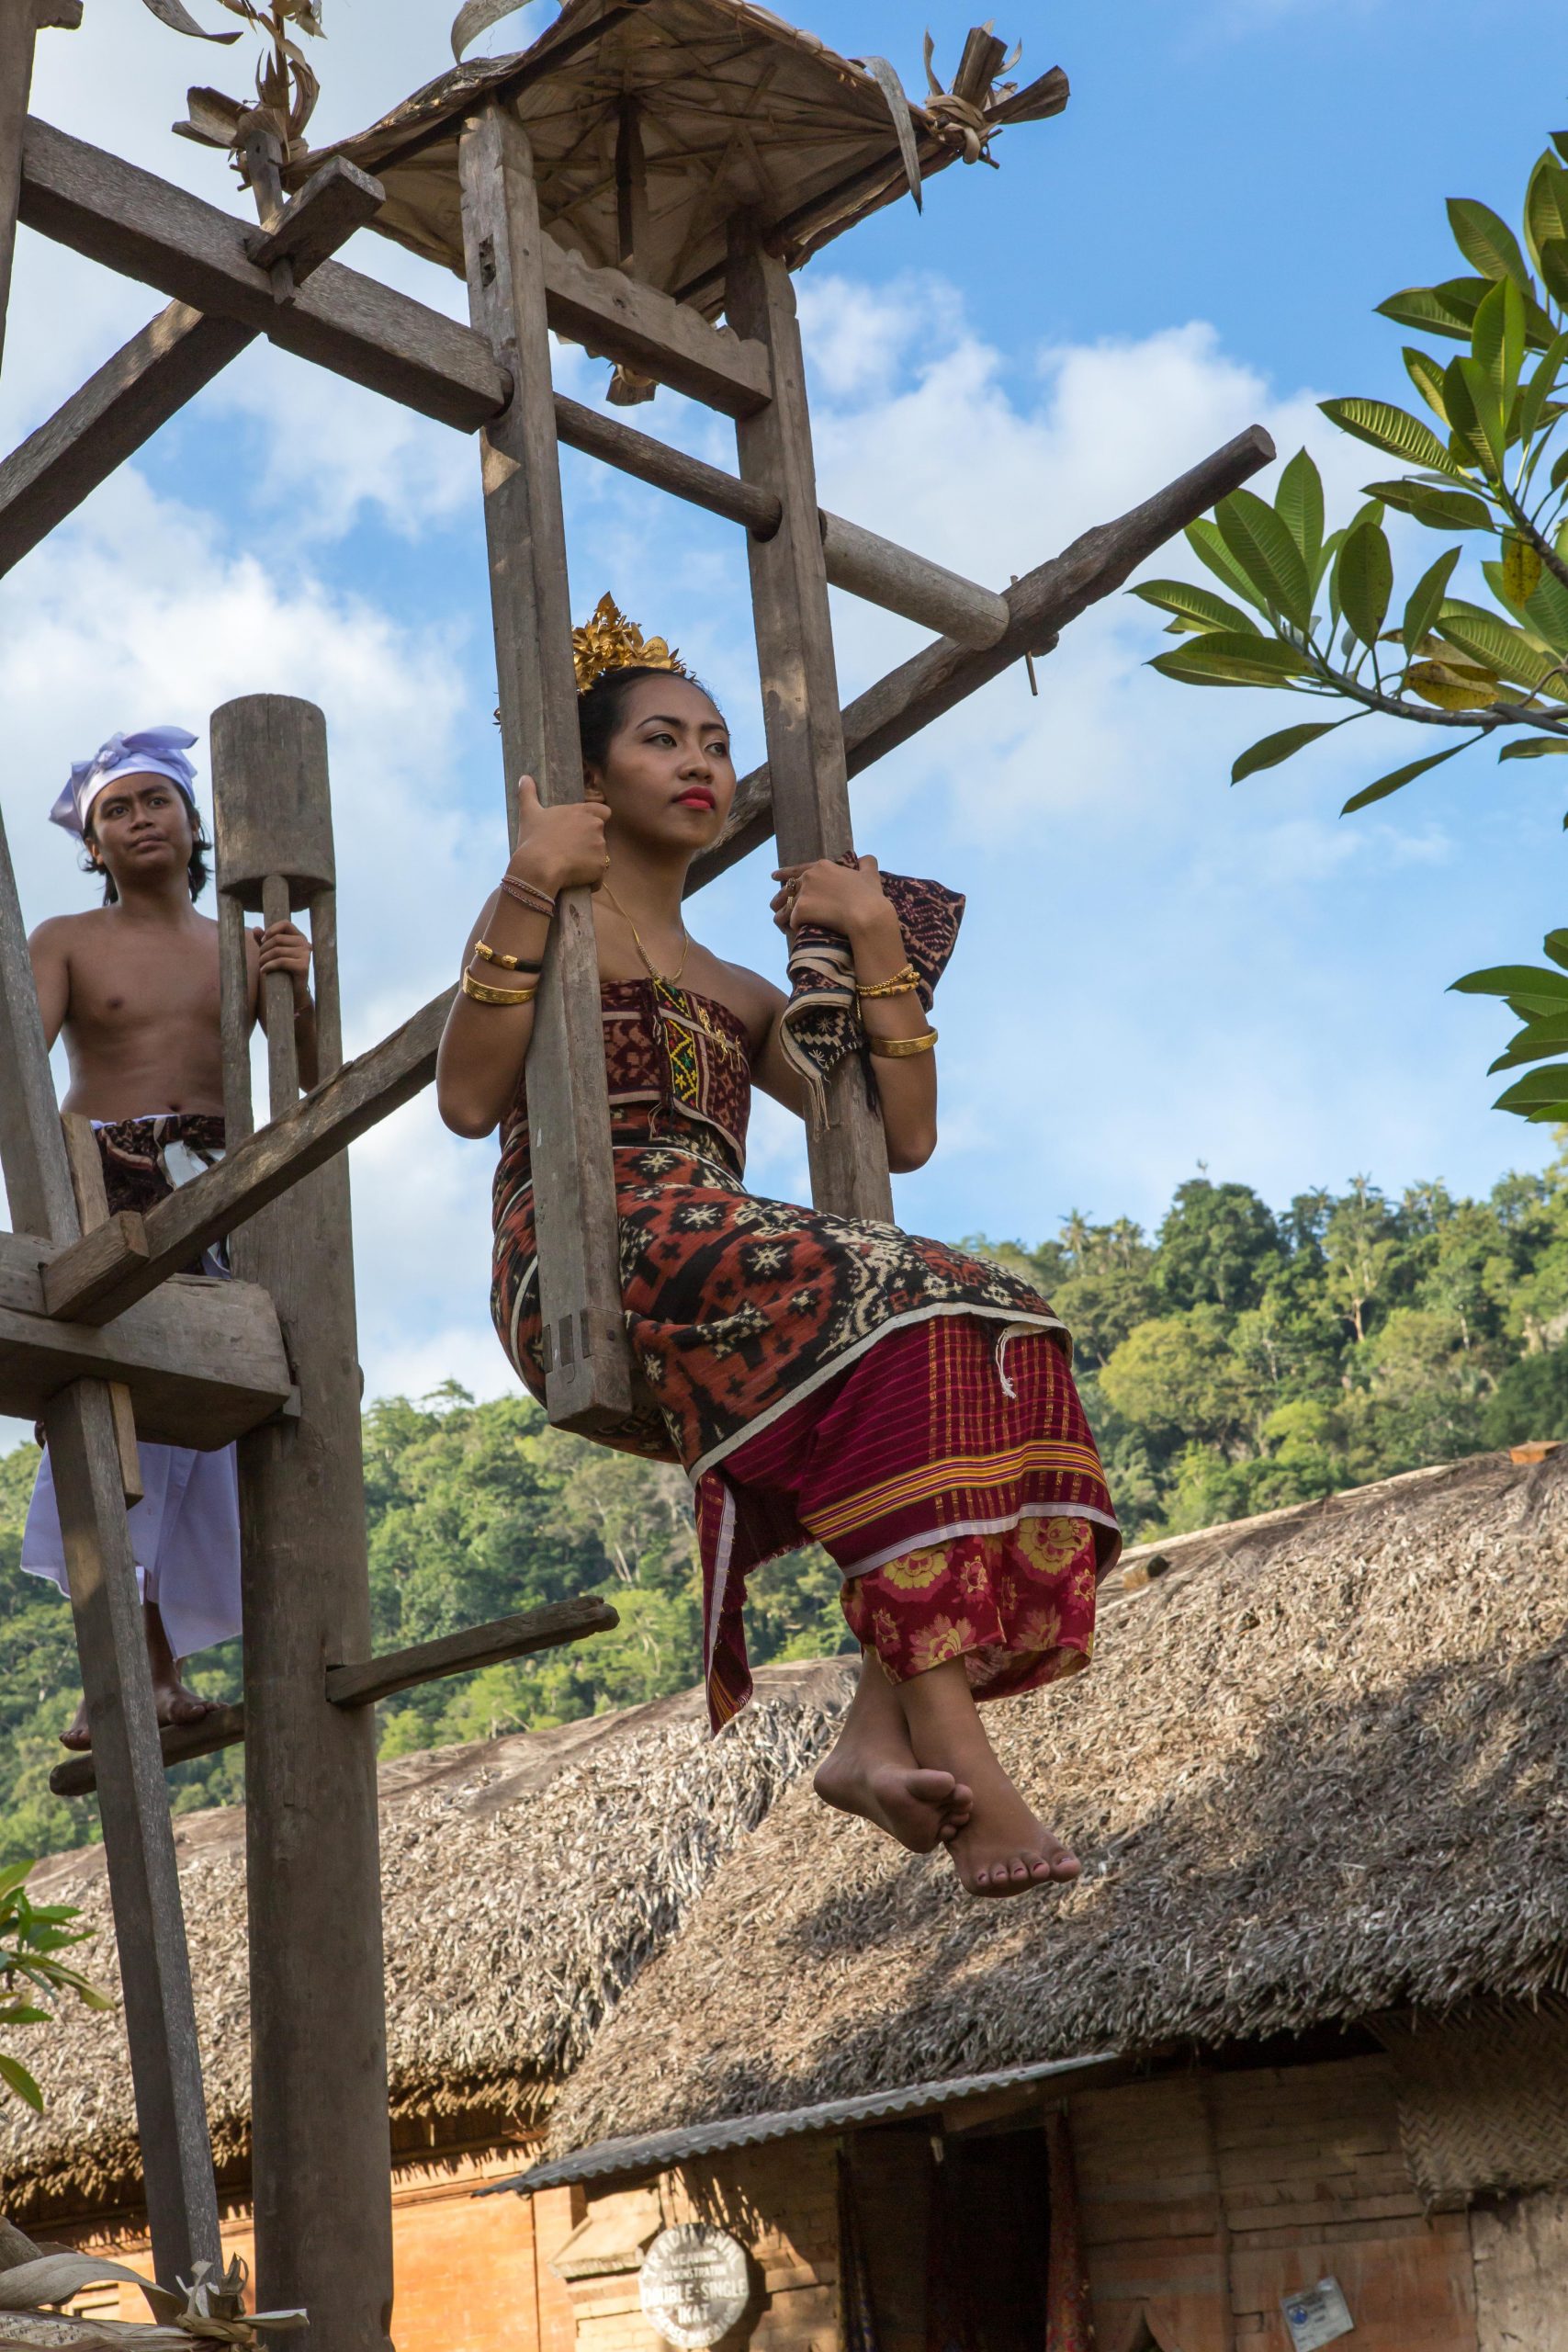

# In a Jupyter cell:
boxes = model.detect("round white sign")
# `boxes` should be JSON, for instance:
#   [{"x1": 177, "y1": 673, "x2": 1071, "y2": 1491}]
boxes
[{"x1": 638, "y1": 2224, "x2": 750, "y2": 2350}]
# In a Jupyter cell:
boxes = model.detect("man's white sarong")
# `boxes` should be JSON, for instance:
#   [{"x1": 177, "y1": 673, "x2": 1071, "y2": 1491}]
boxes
[{"x1": 22, "y1": 1441, "x2": 242, "y2": 1660}]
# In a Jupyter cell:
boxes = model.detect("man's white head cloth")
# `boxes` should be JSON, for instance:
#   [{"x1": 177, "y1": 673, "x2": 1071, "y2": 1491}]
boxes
[{"x1": 50, "y1": 727, "x2": 199, "y2": 841}]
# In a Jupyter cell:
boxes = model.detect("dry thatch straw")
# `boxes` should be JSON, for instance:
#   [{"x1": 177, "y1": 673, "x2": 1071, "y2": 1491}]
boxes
[
  {"x1": 547, "y1": 1448, "x2": 1568, "y2": 2158},
  {"x1": 224, "y1": 0, "x2": 1064, "y2": 322},
  {"x1": 0, "y1": 1662, "x2": 848, "y2": 2219}
]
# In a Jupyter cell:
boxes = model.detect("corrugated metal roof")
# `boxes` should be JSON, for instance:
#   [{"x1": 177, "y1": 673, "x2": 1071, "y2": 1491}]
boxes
[{"x1": 481, "y1": 2050, "x2": 1123, "y2": 2197}]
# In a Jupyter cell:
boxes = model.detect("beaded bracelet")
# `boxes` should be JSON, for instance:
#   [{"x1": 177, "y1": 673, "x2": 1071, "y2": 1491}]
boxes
[
  {"x1": 473, "y1": 939, "x2": 544, "y2": 974},
  {"x1": 462, "y1": 969, "x2": 538, "y2": 1008},
  {"x1": 499, "y1": 872, "x2": 558, "y2": 919},
  {"x1": 866, "y1": 1027, "x2": 937, "y2": 1058},
  {"x1": 855, "y1": 962, "x2": 919, "y2": 1000}
]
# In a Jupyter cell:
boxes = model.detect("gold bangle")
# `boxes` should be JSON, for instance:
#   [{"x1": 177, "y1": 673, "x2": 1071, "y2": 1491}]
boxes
[
  {"x1": 866, "y1": 1027, "x2": 937, "y2": 1058},
  {"x1": 473, "y1": 938, "x2": 543, "y2": 974},
  {"x1": 462, "y1": 968, "x2": 538, "y2": 1008},
  {"x1": 855, "y1": 962, "x2": 919, "y2": 1000}
]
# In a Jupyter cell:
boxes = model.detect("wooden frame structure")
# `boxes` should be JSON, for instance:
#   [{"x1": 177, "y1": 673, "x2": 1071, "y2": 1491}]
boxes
[{"x1": 0, "y1": 2, "x2": 1271, "y2": 2346}]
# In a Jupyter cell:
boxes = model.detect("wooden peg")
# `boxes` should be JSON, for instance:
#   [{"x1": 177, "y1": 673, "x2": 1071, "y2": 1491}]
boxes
[
  {"x1": 259, "y1": 874, "x2": 302, "y2": 1118},
  {"x1": 60, "y1": 1114, "x2": 143, "y2": 1505}
]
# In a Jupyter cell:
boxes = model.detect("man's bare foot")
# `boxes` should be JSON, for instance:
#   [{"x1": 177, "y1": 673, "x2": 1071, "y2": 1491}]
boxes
[
  {"x1": 813, "y1": 1652, "x2": 974, "y2": 1854},
  {"x1": 58, "y1": 1603, "x2": 213, "y2": 1749},
  {"x1": 152, "y1": 1676, "x2": 212, "y2": 1730},
  {"x1": 897, "y1": 1656, "x2": 1081, "y2": 1900}
]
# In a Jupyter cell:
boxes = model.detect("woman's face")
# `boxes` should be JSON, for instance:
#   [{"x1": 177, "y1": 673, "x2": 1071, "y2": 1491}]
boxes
[{"x1": 587, "y1": 675, "x2": 736, "y2": 855}]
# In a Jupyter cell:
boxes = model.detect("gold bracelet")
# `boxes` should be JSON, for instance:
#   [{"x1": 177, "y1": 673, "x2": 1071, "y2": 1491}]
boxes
[
  {"x1": 462, "y1": 968, "x2": 539, "y2": 1008},
  {"x1": 855, "y1": 962, "x2": 919, "y2": 1000},
  {"x1": 866, "y1": 1027, "x2": 937, "y2": 1058},
  {"x1": 473, "y1": 938, "x2": 544, "y2": 974}
]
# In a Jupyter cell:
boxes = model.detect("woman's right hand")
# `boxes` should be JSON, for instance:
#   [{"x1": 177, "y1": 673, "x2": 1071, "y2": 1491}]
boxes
[{"x1": 509, "y1": 775, "x2": 611, "y2": 895}]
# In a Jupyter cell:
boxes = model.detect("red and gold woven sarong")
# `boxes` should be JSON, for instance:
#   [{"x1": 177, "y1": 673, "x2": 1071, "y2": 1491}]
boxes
[{"x1": 491, "y1": 980, "x2": 1119, "y2": 1728}]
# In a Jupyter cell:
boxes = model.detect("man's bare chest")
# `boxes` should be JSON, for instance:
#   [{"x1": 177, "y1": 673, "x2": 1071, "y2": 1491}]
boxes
[{"x1": 70, "y1": 937, "x2": 223, "y2": 1044}]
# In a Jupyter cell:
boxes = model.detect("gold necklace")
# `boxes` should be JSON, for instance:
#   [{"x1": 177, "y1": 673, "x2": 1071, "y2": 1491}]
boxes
[{"x1": 601, "y1": 881, "x2": 691, "y2": 987}]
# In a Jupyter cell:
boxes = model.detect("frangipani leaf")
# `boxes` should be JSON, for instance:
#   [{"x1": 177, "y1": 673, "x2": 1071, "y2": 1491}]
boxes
[
  {"x1": 1498, "y1": 733, "x2": 1568, "y2": 758},
  {"x1": 1525, "y1": 155, "x2": 1568, "y2": 274},
  {"x1": 1405, "y1": 659, "x2": 1504, "y2": 709},
  {"x1": 1341, "y1": 737, "x2": 1474, "y2": 814},
  {"x1": 1335, "y1": 518, "x2": 1393, "y2": 647},
  {"x1": 1377, "y1": 280, "x2": 1484, "y2": 341},
  {"x1": 1451, "y1": 963, "x2": 1568, "y2": 996},
  {"x1": 1230, "y1": 719, "x2": 1342, "y2": 781},
  {"x1": 1130, "y1": 580, "x2": 1261, "y2": 635},
  {"x1": 1364, "y1": 478, "x2": 1494, "y2": 532},
  {"x1": 1148, "y1": 634, "x2": 1311, "y2": 688},
  {"x1": 1184, "y1": 517, "x2": 1270, "y2": 616},
  {"x1": 1504, "y1": 533, "x2": 1545, "y2": 606},
  {"x1": 1275, "y1": 448, "x2": 1325, "y2": 577},
  {"x1": 1213, "y1": 488, "x2": 1312, "y2": 627},
  {"x1": 1404, "y1": 346, "x2": 1451, "y2": 423},
  {"x1": 1402, "y1": 547, "x2": 1462, "y2": 655},
  {"x1": 1544, "y1": 927, "x2": 1568, "y2": 970},
  {"x1": 1494, "y1": 1063, "x2": 1568, "y2": 1111},
  {"x1": 1320, "y1": 397, "x2": 1457, "y2": 473},
  {"x1": 1448, "y1": 196, "x2": 1535, "y2": 291}
]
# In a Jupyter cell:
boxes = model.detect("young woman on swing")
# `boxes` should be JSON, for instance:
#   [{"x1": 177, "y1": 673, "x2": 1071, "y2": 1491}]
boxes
[{"x1": 436, "y1": 600, "x2": 1119, "y2": 1899}]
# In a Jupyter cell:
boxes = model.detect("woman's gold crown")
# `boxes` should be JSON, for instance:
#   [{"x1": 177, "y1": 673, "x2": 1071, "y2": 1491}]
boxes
[{"x1": 572, "y1": 593, "x2": 688, "y2": 695}]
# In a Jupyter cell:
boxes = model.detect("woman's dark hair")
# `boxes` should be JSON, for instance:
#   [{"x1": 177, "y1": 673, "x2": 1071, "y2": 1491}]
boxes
[
  {"x1": 83, "y1": 809, "x2": 211, "y2": 905},
  {"x1": 577, "y1": 664, "x2": 724, "y2": 772}
]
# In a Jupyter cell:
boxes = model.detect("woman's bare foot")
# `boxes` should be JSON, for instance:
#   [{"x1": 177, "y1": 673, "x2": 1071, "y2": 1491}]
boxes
[
  {"x1": 897, "y1": 1656, "x2": 1080, "y2": 1899},
  {"x1": 58, "y1": 1604, "x2": 212, "y2": 1750},
  {"x1": 814, "y1": 1652, "x2": 973, "y2": 1854}
]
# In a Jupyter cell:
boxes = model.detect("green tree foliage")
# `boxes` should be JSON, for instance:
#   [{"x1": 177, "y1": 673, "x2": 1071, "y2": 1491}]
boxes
[
  {"x1": 9, "y1": 1147, "x2": 1568, "y2": 1859},
  {"x1": 0, "y1": 1859, "x2": 110, "y2": 2109},
  {"x1": 1134, "y1": 133, "x2": 1568, "y2": 1122}
]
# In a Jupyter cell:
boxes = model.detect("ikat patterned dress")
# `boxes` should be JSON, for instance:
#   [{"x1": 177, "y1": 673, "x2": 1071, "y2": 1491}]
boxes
[{"x1": 491, "y1": 978, "x2": 1120, "y2": 1725}]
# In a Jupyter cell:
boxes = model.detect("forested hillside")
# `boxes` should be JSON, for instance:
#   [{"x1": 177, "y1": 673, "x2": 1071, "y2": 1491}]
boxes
[{"x1": 6, "y1": 1153, "x2": 1568, "y2": 1862}]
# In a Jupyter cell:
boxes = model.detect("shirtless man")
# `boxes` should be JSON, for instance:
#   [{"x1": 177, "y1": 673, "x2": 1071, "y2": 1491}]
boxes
[{"x1": 22, "y1": 726, "x2": 316, "y2": 1747}]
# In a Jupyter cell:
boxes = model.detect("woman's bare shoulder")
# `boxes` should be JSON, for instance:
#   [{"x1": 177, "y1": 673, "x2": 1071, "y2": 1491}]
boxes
[{"x1": 706, "y1": 952, "x2": 785, "y2": 1030}]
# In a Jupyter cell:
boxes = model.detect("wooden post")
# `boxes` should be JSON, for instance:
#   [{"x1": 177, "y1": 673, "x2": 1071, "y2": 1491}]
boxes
[
  {"x1": 0, "y1": 815, "x2": 220, "y2": 2290},
  {"x1": 210, "y1": 698, "x2": 394, "y2": 2352},
  {"x1": 727, "y1": 220, "x2": 894, "y2": 1225},
  {"x1": 0, "y1": 0, "x2": 39, "y2": 380},
  {"x1": 458, "y1": 103, "x2": 635, "y2": 1432}
]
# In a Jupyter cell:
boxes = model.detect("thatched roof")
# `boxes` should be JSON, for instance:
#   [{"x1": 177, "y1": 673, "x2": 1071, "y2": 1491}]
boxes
[
  {"x1": 242, "y1": 0, "x2": 1066, "y2": 315},
  {"x1": 0, "y1": 1660, "x2": 849, "y2": 2218},
  {"x1": 545, "y1": 1448, "x2": 1568, "y2": 2159}
]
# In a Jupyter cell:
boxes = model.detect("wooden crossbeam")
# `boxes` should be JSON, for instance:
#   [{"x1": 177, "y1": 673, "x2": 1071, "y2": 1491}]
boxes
[
  {"x1": 11, "y1": 120, "x2": 1028, "y2": 652},
  {"x1": 541, "y1": 236, "x2": 770, "y2": 415},
  {"x1": 322, "y1": 1596, "x2": 619, "y2": 1708},
  {"x1": 690, "y1": 424, "x2": 1278, "y2": 889},
  {"x1": 39, "y1": 986, "x2": 452, "y2": 1326},
  {"x1": 17, "y1": 119, "x2": 765, "y2": 428},
  {"x1": 0, "y1": 303, "x2": 252, "y2": 576},
  {"x1": 47, "y1": 1597, "x2": 618, "y2": 1796},
  {"x1": 0, "y1": 1232, "x2": 294, "y2": 1444},
  {"x1": 18, "y1": 115, "x2": 504, "y2": 427},
  {"x1": 0, "y1": 157, "x2": 383, "y2": 579},
  {"x1": 50, "y1": 1702, "x2": 245, "y2": 1800}
]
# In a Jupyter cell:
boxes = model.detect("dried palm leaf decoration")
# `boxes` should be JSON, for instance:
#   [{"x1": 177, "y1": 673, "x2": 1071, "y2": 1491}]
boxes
[
  {"x1": 451, "y1": 0, "x2": 559, "y2": 68},
  {"x1": 136, "y1": 0, "x2": 324, "y2": 160}
]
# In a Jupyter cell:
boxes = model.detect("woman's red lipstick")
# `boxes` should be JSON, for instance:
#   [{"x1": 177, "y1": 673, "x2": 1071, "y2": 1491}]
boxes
[{"x1": 674, "y1": 786, "x2": 716, "y2": 808}]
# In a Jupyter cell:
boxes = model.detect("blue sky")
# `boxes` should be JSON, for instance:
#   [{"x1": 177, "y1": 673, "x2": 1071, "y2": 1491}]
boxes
[{"x1": 4, "y1": 0, "x2": 1567, "y2": 1425}]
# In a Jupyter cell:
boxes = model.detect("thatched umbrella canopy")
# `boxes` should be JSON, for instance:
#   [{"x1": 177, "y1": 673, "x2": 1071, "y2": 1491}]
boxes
[
  {"x1": 181, "y1": 0, "x2": 1066, "y2": 320},
  {"x1": 546, "y1": 1449, "x2": 1568, "y2": 2159},
  {"x1": 0, "y1": 1661, "x2": 849, "y2": 2220}
]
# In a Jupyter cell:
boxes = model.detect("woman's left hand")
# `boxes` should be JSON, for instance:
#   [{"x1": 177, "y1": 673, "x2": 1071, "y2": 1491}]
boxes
[{"x1": 771, "y1": 854, "x2": 894, "y2": 941}]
